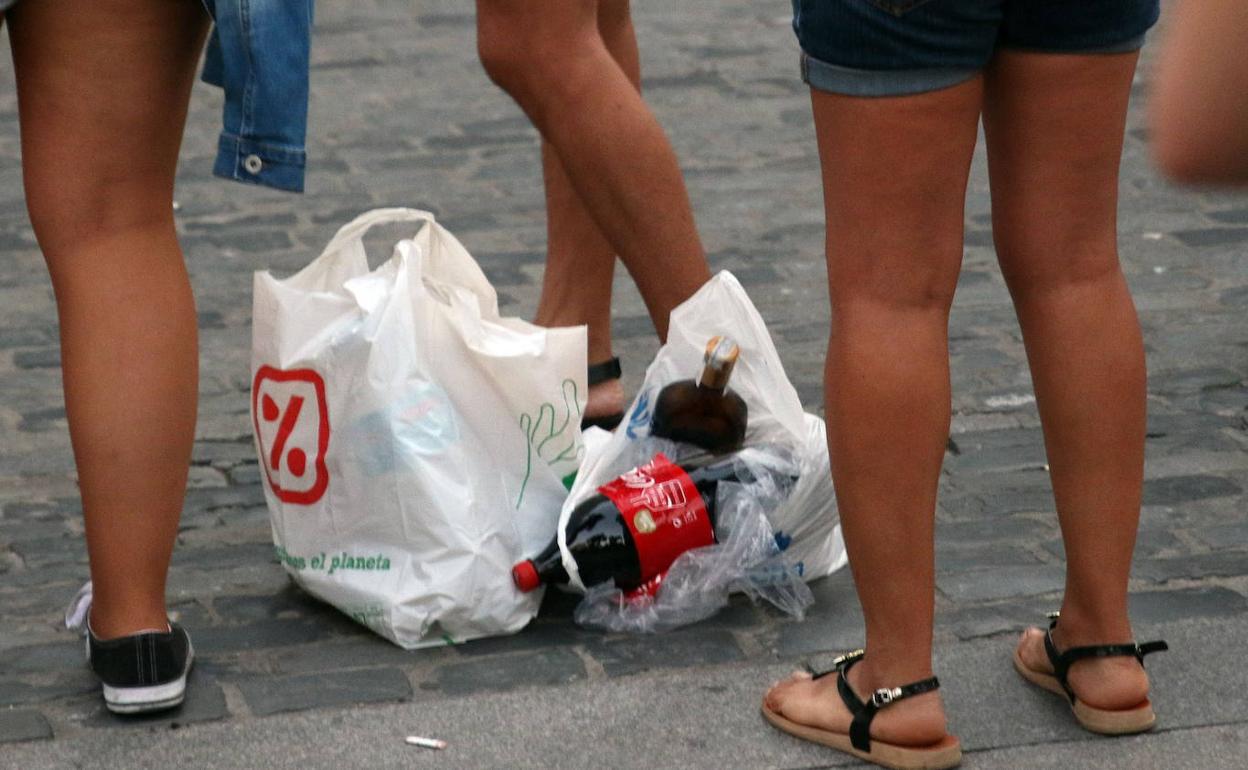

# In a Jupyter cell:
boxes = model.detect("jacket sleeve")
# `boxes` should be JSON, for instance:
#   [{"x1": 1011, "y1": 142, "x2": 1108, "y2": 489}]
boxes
[{"x1": 202, "y1": 0, "x2": 314, "y2": 193}]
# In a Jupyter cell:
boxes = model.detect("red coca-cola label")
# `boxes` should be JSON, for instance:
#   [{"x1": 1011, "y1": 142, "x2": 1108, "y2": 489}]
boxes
[{"x1": 599, "y1": 453, "x2": 714, "y2": 582}]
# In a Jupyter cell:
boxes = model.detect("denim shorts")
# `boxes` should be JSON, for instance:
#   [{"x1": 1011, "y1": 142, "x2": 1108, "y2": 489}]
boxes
[{"x1": 792, "y1": 0, "x2": 1161, "y2": 97}]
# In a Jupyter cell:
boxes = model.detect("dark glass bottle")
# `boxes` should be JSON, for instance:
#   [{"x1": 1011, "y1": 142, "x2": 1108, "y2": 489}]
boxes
[
  {"x1": 649, "y1": 336, "x2": 748, "y2": 454},
  {"x1": 512, "y1": 451, "x2": 786, "y2": 593}
]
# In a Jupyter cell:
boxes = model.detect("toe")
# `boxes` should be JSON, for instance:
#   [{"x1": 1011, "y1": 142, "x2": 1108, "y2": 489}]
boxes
[
  {"x1": 1017, "y1": 627, "x2": 1052, "y2": 674},
  {"x1": 764, "y1": 672, "x2": 805, "y2": 711}
]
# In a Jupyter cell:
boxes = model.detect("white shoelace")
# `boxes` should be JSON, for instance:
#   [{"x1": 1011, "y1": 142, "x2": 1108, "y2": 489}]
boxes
[{"x1": 64, "y1": 580, "x2": 94, "y2": 636}]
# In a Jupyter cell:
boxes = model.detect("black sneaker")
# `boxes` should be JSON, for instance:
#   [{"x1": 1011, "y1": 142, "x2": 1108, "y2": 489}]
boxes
[{"x1": 86, "y1": 624, "x2": 194, "y2": 714}]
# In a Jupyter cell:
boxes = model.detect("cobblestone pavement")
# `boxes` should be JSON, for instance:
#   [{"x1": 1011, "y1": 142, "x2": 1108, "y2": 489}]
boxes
[{"x1": 2, "y1": 1, "x2": 1247, "y2": 767}]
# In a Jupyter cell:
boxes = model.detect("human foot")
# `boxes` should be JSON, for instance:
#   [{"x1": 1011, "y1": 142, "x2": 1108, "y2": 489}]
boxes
[
  {"x1": 762, "y1": 652, "x2": 960, "y2": 769},
  {"x1": 1013, "y1": 613, "x2": 1167, "y2": 734}
]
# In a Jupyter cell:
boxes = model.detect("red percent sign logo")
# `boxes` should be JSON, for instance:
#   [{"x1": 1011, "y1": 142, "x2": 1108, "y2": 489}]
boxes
[{"x1": 252, "y1": 366, "x2": 331, "y2": 505}]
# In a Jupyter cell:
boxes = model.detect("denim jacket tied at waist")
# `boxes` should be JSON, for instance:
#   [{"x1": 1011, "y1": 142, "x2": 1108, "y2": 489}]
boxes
[{"x1": 200, "y1": 0, "x2": 314, "y2": 193}]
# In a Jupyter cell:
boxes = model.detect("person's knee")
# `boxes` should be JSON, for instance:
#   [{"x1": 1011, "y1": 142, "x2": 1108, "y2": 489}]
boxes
[
  {"x1": 827, "y1": 256, "x2": 960, "y2": 315},
  {"x1": 825, "y1": 230, "x2": 963, "y2": 315},
  {"x1": 26, "y1": 173, "x2": 173, "y2": 263},
  {"x1": 993, "y1": 223, "x2": 1120, "y2": 298},
  {"x1": 476, "y1": 1, "x2": 529, "y2": 95},
  {"x1": 476, "y1": 0, "x2": 598, "y2": 109},
  {"x1": 597, "y1": 0, "x2": 632, "y2": 37}
]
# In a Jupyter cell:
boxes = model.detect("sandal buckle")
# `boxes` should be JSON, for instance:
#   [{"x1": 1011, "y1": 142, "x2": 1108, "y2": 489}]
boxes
[
  {"x1": 871, "y1": 687, "x2": 902, "y2": 707},
  {"x1": 832, "y1": 649, "x2": 865, "y2": 669}
]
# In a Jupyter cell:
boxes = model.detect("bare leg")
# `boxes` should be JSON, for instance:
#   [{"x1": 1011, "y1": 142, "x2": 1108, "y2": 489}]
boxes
[
  {"x1": 984, "y1": 50, "x2": 1152, "y2": 711},
  {"x1": 8, "y1": 0, "x2": 208, "y2": 639},
  {"x1": 765, "y1": 78, "x2": 983, "y2": 747},
  {"x1": 533, "y1": 0, "x2": 640, "y2": 419},
  {"x1": 476, "y1": 0, "x2": 711, "y2": 341}
]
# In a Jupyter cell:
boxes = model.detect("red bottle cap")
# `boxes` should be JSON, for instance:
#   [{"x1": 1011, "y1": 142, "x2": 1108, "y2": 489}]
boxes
[{"x1": 511, "y1": 560, "x2": 540, "y2": 592}]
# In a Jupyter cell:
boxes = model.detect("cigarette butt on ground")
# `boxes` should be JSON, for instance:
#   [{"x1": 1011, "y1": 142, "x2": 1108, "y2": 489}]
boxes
[{"x1": 405, "y1": 736, "x2": 447, "y2": 750}]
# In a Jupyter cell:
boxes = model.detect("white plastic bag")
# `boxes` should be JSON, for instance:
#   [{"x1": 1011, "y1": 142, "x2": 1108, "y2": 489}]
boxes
[
  {"x1": 251, "y1": 208, "x2": 587, "y2": 648},
  {"x1": 559, "y1": 272, "x2": 846, "y2": 628}
]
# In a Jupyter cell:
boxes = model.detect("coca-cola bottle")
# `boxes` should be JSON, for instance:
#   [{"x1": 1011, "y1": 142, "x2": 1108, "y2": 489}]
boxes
[
  {"x1": 649, "y1": 336, "x2": 748, "y2": 454},
  {"x1": 512, "y1": 451, "x2": 792, "y2": 593}
]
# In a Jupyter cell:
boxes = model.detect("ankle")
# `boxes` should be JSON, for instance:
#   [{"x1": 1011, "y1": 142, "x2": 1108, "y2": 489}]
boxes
[
  {"x1": 853, "y1": 652, "x2": 936, "y2": 693},
  {"x1": 1053, "y1": 604, "x2": 1134, "y2": 647},
  {"x1": 89, "y1": 605, "x2": 170, "y2": 640}
]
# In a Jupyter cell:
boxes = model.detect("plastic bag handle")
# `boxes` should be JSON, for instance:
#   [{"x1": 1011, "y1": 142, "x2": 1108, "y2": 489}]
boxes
[{"x1": 318, "y1": 207, "x2": 437, "y2": 262}]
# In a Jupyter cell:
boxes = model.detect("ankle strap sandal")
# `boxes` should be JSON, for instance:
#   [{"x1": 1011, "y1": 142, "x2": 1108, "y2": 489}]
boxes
[
  {"x1": 761, "y1": 649, "x2": 961, "y2": 770},
  {"x1": 1042, "y1": 611, "x2": 1169, "y2": 706},
  {"x1": 808, "y1": 649, "x2": 942, "y2": 753},
  {"x1": 1014, "y1": 611, "x2": 1169, "y2": 735}
]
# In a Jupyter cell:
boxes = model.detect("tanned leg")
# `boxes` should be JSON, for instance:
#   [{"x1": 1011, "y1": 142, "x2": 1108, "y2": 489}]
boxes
[
  {"x1": 8, "y1": 0, "x2": 209, "y2": 638},
  {"x1": 984, "y1": 49, "x2": 1153, "y2": 711}
]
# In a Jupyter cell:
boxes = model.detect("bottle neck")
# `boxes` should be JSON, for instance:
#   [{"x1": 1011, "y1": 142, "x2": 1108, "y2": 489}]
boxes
[
  {"x1": 532, "y1": 538, "x2": 568, "y2": 584},
  {"x1": 697, "y1": 362, "x2": 733, "y2": 392}
]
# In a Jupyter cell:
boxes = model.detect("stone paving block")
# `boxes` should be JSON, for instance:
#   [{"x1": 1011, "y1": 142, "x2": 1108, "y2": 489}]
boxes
[
  {"x1": 432, "y1": 648, "x2": 586, "y2": 697},
  {"x1": 1150, "y1": 366, "x2": 1244, "y2": 395},
  {"x1": 170, "y1": 541, "x2": 276, "y2": 573},
  {"x1": 1172, "y1": 227, "x2": 1248, "y2": 247},
  {"x1": 83, "y1": 670, "x2": 229, "y2": 729},
  {"x1": 941, "y1": 598, "x2": 1053, "y2": 641},
  {"x1": 0, "y1": 641, "x2": 81, "y2": 674},
  {"x1": 16, "y1": 407, "x2": 65, "y2": 433},
  {"x1": 937, "y1": 565, "x2": 1066, "y2": 604},
  {"x1": 1142, "y1": 474, "x2": 1243, "y2": 506},
  {"x1": 0, "y1": 672, "x2": 99, "y2": 708},
  {"x1": 1134, "y1": 551, "x2": 1248, "y2": 583},
  {"x1": 0, "y1": 709, "x2": 52, "y2": 744},
  {"x1": 225, "y1": 465, "x2": 262, "y2": 486},
  {"x1": 12, "y1": 348, "x2": 60, "y2": 370},
  {"x1": 1206, "y1": 208, "x2": 1248, "y2": 225},
  {"x1": 946, "y1": 442, "x2": 1048, "y2": 474},
  {"x1": 240, "y1": 667, "x2": 412, "y2": 717},
  {"x1": 211, "y1": 585, "x2": 334, "y2": 623},
  {"x1": 971, "y1": 485, "x2": 1057, "y2": 517},
  {"x1": 1043, "y1": 528, "x2": 1183, "y2": 561},
  {"x1": 0, "y1": 328, "x2": 51, "y2": 349},
  {"x1": 267, "y1": 638, "x2": 434, "y2": 676},
  {"x1": 936, "y1": 544, "x2": 1044, "y2": 574},
  {"x1": 451, "y1": 619, "x2": 597, "y2": 658},
  {"x1": 934, "y1": 515, "x2": 1054, "y2": 546},
  {"x1": 584, "y1": 628, "x2": 745, "y2": 677},
  {"x1": 1128, "y1": 586, "x2": 1248, "y2": 624},
  {"x1": 1, "y1": 499, "x2": 80, "y2": 522},
  {"x1": 189, "y1": 618, "x2": 343, "y2": 656},
  {"x1": 1220, "y1": 285, "x2": 1248, "y2": 308},
  {"x1": 1192, "y1": 522, "x2": 1248, "y2": 550},
  {"x1": 771, "y1": 617, "x2": 867, "y2": 659}
]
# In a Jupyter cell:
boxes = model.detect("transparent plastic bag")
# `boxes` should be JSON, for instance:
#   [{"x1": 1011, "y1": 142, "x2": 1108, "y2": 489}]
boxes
[
  {"x1": 573, "y1": 443, "x2": 815, "y2": 633},
  {"x1": 555, "y1": 273, "x2": 846, "y2": 633}
]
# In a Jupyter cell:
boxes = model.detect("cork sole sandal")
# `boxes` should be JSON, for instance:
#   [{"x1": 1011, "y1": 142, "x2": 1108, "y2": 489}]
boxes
[
  {"x1": 761, "y1": 650, "x2": 962, "y2": 770},
  {"x1": 1014, "y1": 611, "x2": 1168, "y2": 735}
]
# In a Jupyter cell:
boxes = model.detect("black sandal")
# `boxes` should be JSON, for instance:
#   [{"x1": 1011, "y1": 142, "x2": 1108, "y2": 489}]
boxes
[
  {"x1": 1013, "y1": 611, "x2": 1168, "y2": 734},
  {"x1": 581, "y1": 356, "x2": 625, "y2": 431},
  {"x1": 762, "y1": 649, "x2": 962, "y2": 770}
]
